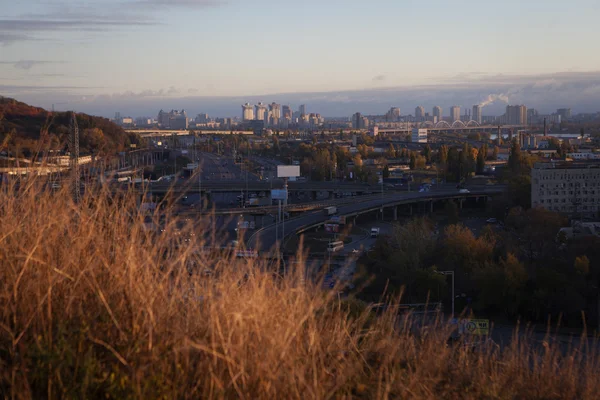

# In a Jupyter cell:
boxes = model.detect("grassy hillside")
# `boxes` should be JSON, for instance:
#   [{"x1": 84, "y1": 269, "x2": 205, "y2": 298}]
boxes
[
  {"x1": 0, "y1": 96, "x2": 140, "y2": 157},
  {"x1": 0, "y1": 182, "x2": 599, "y2": 399}
]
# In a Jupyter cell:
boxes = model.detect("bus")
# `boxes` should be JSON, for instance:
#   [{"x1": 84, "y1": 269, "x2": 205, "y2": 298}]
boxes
[{"x1": 327, "y1": 241, "x2": 344, "y2": 253}]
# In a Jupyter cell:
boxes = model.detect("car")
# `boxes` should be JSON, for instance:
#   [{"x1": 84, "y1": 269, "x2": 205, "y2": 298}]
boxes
[
  {"x1": 459, "y1": 188, "x2": 470, "y2": 194},
  {"x1": 485, "y1": 218, "x2": 498, "y2": 224}
]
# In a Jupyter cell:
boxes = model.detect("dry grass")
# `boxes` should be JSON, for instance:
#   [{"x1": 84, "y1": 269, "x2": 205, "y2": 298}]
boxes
[{"x1": 1, "y1": 180, "x2": 599, "y2": 399}]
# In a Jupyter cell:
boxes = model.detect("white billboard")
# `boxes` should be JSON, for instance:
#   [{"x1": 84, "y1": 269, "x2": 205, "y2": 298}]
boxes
[{"x1": 277, "y1": 165, "x2": 300, "y2": 178}]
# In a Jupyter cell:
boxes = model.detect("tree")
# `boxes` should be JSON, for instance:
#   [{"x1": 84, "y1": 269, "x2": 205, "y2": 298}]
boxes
[
  {"x1": 508, "y1": 140, "x2": 522, "y2": 174},
  {"x1": 476, "y1": 147, "x2": 486, "y2": 174},
  {"x1": 421, "y1": 144, "x2": 432, "y2": 163},
  {"x1": 409, "y1": 152, "x2": 416, "y2": 170},
  {"x1": 386, "y1": 143, "x2": 395, "y2": 159},
  {"x1": 383, "y1": 164, "x2": 390, "y2": 178},
  {"x1": 491, "y1": 146, "x2": 499, "y2": 161},
  {"x1": 574, "y1": 255, "x2": 590, "y2": 276}
]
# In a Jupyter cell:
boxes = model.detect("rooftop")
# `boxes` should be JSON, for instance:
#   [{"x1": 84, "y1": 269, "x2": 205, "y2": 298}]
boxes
[{"x1": 534, "y1": 160, "x2": 600, "y2": 170}]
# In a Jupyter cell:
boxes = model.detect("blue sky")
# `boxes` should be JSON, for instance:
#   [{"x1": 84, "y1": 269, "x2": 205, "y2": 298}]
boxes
[{"x1": 1, "y1": 0, "x2": 600, "y2": 116}]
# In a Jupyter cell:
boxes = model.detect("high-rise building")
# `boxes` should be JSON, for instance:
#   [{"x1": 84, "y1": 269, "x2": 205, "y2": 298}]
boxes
[
  {"x1": 472, "y1": 105, "x2": 482, "y2": 124},
  {"x1": 415, "y1": 106, "x2": 425, "y2": 121},
  {"x1": 557, "y1": 108, "x2": 572, "y2": 120},
  {"x1": 157, "y1": 109, "x2": 187, "y2": 129},
  {"x1": 269, "y1": 103, "x2": 281, "y2": 119},
  {"x1": 432, "y1": 106, "x2": 442, "y2": 122},
  {"x1": 282, "y1": 105, "x2": 292, "y2": 119},
  {"x1": 450, "y1": 106, "x2": 461, "y2": 122},
  {"x1": 299, "y1": 104, "x2": 306, "y2": 116},
  {"x1": 505, "y1": 105, "x2": 528, "y2": 125},
  {"x1": 255, "y1": 102, "x2": 267, "y2": 121},
  {"x1": 242, "y1": 103, "x2": 254, "y2": 121},
  {"x1": 352, "y1": 112, "x2": 368, "y2": 129},
  {"x1": 195, "y1": 113, "x2": 210, "y2": 124},
  {"x1": 386, "y1": 107, "x2": 400, "y2": 121}
]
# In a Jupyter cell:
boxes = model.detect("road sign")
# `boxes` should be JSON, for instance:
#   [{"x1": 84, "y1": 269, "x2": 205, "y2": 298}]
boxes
[
  {"x1": 461, "y1": 319, "x2": 489, "y2": 335},
  {"x1": 271, "y1": 189, "x2": 288, "y2": 200},
  {"x1": 329, "y1": 215, "x2": 346, "y2": 224}
]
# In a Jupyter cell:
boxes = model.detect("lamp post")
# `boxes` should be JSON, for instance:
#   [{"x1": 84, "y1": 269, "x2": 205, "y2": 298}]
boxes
[{"x1": 436, "y1": 270, "x2": 455, "y2": 318}]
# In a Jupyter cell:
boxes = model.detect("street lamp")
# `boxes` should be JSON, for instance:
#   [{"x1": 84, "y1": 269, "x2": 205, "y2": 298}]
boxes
[{"x1": 436, "y1": 270, "x2": 455, "y2": 318}]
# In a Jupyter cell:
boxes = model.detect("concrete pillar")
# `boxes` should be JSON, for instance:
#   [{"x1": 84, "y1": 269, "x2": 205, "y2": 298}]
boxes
[
  {"x1": 409, "y1": 205, "x2": 413, "y2": 216},
  {"x1": 459, "y1": 198, "x2": 463, "y2": 210},
  {"x1": 430, "y1": 201, "x2": 434, "y2": 213},
  {"x1": 393, "y1": 207, "x2": 398, "y2": 221}
]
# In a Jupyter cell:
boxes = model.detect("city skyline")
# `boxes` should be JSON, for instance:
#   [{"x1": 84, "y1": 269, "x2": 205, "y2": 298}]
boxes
[{"x1": 1, "y1": 0, "x2": 600, "y2": 116}]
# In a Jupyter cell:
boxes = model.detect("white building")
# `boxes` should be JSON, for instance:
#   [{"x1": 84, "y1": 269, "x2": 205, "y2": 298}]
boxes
[
  {"x1": 450, "y1": 106, "x2": 461, "y2": 122},
  {"x1": 411, "y1": 128, "x2": 428, "y2": 143},
  {"x1": 242, "y1": 103, "x2": 254, "y2": 121}
]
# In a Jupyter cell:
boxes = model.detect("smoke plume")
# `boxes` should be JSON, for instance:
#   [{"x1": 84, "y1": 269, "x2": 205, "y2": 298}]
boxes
[{"x1": 479, "y1": 94, "x2": 509, "y2": 107}]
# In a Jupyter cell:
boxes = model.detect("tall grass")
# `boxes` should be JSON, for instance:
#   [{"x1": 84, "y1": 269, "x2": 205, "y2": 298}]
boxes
[{"x1": 1, "y1": 179, "x2": 599, "y2": 399}]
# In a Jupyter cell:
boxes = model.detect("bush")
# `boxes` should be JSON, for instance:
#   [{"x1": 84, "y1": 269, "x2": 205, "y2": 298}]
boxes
[{"x1": 1, "y1": 180, "x2": 599, "y2": 398}]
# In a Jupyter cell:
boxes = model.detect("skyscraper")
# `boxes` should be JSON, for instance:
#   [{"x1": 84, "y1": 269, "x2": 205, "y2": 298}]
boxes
[
  {"x1": 432, "y1": 106, "x2": 442, "y2": 122},
  {"x1": 299, "y1": 104, "x2": 306, "y2": 116},
  {"x1": 282, "y1": 105, "x2": 292, "y2": 119},
  {"x1": 415, "y1": 106, "x2": 425, "y2": 122},
  {"x1": 386, "y1": 107, "x2": 400, "y2": 121},
  {"x1": 505, "y1": 105, "x2": 528, "y2": 125},
  {"x1": 255, "y1": 102, "x2": 267, "y2": 121},
  {"x1": 472, "y1": 105, "x2": 482, "y2": 124},
  {"x1": 242, "y1": 103, "x2": 254, "y2": 121},
  {"x1": 557, "y1": 108, "x2": 572, "y2": 120},
  {"x1": 450, "y1": 106, "x2": 461, "y2": 122},
  {"x1": 269, "y1": 103, "x2": 281, "y2": 119}
]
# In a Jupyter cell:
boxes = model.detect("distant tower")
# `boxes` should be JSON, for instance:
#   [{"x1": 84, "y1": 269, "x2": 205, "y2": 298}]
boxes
[
  {"x1": 450, "y1": 106, "x2": 461, "y2": 122},
  {"x1": 69, "y1": 112, "x2": 80, "y2": 203},
  {"x1": 255, "y1": 102, "x2": 267, "y2": 121},
  {"x1": 432, "y1": 106, "x2": 442, "y2": 122},
  {"x1": 415, "y1": 106, "x2": 425, "y2": 122},
  {"x1": 472, "y1": 105, "x2": 482, "y2": 124},
  {"x1": 242, "y1": 103, "x2": 254, "y2": 121}
]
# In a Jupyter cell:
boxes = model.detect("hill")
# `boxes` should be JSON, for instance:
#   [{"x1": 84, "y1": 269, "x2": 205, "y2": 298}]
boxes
[{"x1": 0, "y1": 96, "x2": 140, "y2": 157}]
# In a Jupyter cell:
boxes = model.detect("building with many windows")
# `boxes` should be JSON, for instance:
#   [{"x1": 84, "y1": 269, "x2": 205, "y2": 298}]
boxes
[
  {"x1": 531, "y1": 161, "x2": 600, "y2": 218},
  {"x1": 415, "y1": 106, "x2": 425, "y2": 122},
  {"x1": 450, "y1": 106, "x2": 461, "y2": 122},
  {"x1": 505, "y1": 105, "x2": 528, "y2": 125},
  {"x1": 433, "y1": 106, "x2": 442, "y2": 122},
  {"x1": 242, "y1": 103, "x2": 254, "y2": 121},
  {"x1": 411, "y1": 128, "x2": 428, "y2": 143},
  {"x1": 472, "y1": 105, "x2": 482, "y2": 124}
]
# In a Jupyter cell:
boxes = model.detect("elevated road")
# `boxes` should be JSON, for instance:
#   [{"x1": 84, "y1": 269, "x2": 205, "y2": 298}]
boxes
[
  {"x1": 248, "y1": 187, "x2": 505, "y2": 253},
  {"x1": 149, "y1": 180, "x2": 381, "y2": 194}
]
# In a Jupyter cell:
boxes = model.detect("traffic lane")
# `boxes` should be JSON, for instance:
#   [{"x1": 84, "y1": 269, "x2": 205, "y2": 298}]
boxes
[{"x1": 251, "y1": 188, "x2": 504, "y2": 251}]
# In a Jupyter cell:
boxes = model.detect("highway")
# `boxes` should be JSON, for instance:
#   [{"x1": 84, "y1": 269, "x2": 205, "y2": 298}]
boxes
[{"x1": 248, "y1": 186, "x2": 505, "y2": 253}]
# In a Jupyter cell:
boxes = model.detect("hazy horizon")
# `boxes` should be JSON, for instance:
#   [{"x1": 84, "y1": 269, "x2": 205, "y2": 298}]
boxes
[{"x1": 2, "y1": 0, "x2": 600, "y2": 118}]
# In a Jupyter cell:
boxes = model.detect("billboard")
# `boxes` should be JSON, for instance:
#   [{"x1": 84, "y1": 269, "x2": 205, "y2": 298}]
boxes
[
  {"x1": 324, "y1": 224, "x2": 340, "y2": 233},
  {"x1": 329, "y1": 216, "x2": 346, "y2": 224},
  {"x1": 277, "y1": 165, "x2": 300, "y2": 178},
  {"x1": 271, "y1": 189, "x2": 288, "y2": 200}
]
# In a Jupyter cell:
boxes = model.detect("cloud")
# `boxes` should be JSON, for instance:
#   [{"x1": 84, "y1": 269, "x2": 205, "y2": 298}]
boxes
[
  {"x1": 0, "y1": 60, "x2": 57, "y2": 70},
  {"x1": 132, "y1": 0, "x2": 227, "y2": 7},
  {"x1": 0, "y1": 33, "x2": 37, "y2": 46},
  {"x1": 372, "y1": 75, "x2": 386, "y2": 82}
]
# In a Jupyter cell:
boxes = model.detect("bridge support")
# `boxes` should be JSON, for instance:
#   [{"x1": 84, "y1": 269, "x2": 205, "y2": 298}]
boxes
[
  {"x1": 393, "y1": 207, "x2": 398, "y2": 221},
  {"x1": 430, "y1": 201, "x2": 434, "y2": 213},
  {"x1": 459, "y1": 198, "x2": 463, "y2": 210},
  {"x1": 409, "y1": 205, "x2": 413, "y2": 216}
]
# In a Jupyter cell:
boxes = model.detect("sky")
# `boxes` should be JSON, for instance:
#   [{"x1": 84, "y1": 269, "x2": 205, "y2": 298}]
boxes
[{"x1": 1, "y1": 0, "x2": 600, "y2": 117}]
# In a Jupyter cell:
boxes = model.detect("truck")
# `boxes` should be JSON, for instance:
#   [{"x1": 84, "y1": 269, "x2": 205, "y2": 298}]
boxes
[
  {"x1": 324, "y1": 206, "x2": 337, "y2": 216},
  {"x1": 246, "y1": 197, "x2": 271, "y2": 207},
  {"x1": 371, "y1": 227, "x2": 380, "y2": 238}
]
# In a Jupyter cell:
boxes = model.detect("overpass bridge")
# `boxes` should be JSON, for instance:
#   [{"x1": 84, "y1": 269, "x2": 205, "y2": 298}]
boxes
[
  {"x1": 247, "y1": 186, "x2": 505, "y2": 253},
  {"x1": 126, "y1": 129, "x2": 254, "y2": 138},
  {"x1": 377, "y1": 124, "x2": 527, "y2": 135}
]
